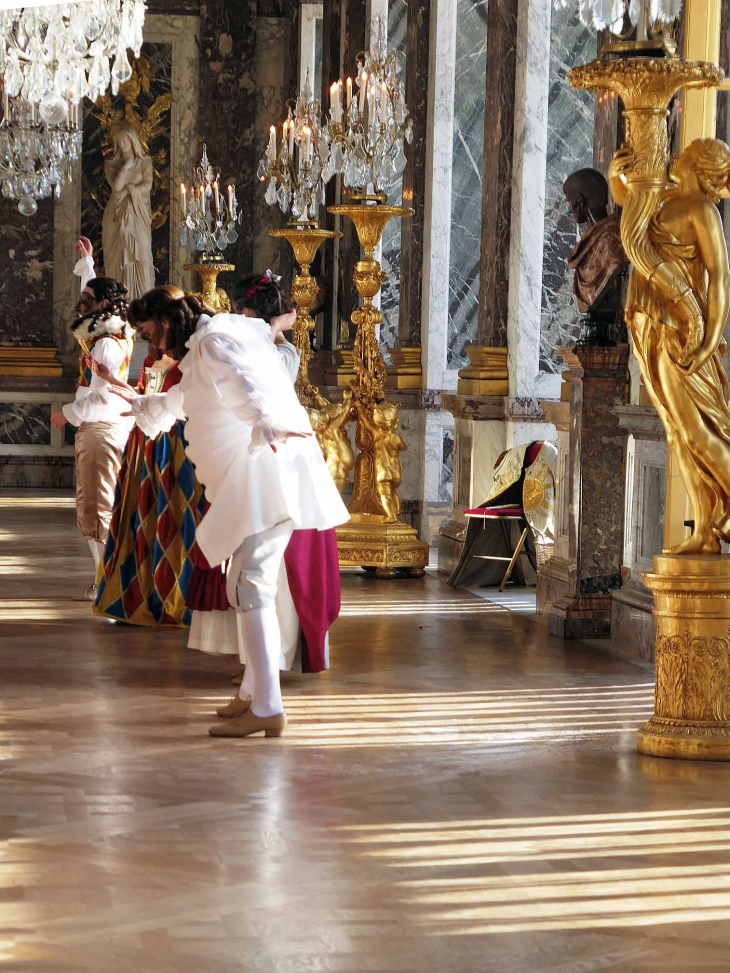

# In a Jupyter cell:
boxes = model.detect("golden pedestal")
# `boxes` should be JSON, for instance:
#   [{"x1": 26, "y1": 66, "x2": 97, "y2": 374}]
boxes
[
  {"x1": 386, "y1": 347, "x2": 422, "y2": 390},
  {"x1": 270, "y1": 225, "x2": 341, "y2": 406},
  {"x1": 456, "y1": 346, "x2": 508, "y2": 396},
  {"x1": 328, "y1": 200, "x2": 428, "y2": 578},
  {"x1": 184, "y1": 262, "x2": 235, "y2": 313},
  {"x1": 638, "y1": 556, "x2": 730, "y2": 760}
]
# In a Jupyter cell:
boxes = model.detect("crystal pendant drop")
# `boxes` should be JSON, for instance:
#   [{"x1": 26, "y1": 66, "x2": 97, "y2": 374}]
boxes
[{"x1": 265, "y1": 178, "x2": 278, "y2": 206}]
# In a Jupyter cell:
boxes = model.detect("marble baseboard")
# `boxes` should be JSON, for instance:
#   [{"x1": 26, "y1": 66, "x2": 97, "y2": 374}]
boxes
[
  {"x1": 548, "y1": 592, "x2": 613, "y2": 640},
  {"x1": 611, "y1": 581, "x2": 656, "y2": 663},
  {"x1": 0, "y1": 455, "x2": 75, "y2": 489},
  {"x1": 536, "y1": 555, "x2": 571, "y2": 616}
]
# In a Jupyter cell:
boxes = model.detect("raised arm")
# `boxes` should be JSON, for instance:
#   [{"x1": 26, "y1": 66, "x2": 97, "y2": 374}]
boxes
[
  {"x1": 199, "y1": 334, "x2": 311, "y2": 453},
  {"x1": 608, "y1": 146, "x2": 632, "y2": 209}
]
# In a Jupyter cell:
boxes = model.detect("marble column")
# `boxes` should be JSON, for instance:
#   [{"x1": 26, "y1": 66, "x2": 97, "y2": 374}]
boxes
[
  {"x1": 385, "y1": 0, "x2": 430, "y2": 391},
  {"x1": 456, "y1": 0, "x2": 518, "y2": 397},
  {"x1": 199, "y1": 0, "x2": 258, "y2": 282},
  {"x1": 547, "y1": 344, "x2": 630, "y2": 639}
]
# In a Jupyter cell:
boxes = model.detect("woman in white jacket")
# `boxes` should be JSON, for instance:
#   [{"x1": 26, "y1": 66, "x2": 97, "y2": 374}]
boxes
[{"x1": 111, "y1": 291, "x2": 349, "y2": 739}]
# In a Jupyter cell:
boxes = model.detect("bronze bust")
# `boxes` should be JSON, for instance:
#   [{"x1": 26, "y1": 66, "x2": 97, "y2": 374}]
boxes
[{"x1": 563, "y1": 168, "x2": 628, "y2": 345}]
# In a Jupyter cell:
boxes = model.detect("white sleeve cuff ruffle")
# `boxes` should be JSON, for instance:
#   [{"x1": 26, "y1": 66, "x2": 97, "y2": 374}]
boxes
[
  {"x1": 131, "y1": 393, "x2": 178, "y2": 439},
  {"x1": 248, "y1": 419, "x2": 290, "y2": 454}
]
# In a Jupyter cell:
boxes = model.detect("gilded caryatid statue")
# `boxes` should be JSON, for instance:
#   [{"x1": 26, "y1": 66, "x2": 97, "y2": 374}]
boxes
[
  {"x1": 308, "y1": 390, "x2": 355, "y2": 494},
  {"x1": 354, "y1": 398, "x2": 407, "y2": 523},
  {"x1": 563, "y1": 168, "x2": 628, "y2": 344},
  {"x1": 609, "y1": 137, "x2": 730, "y2": 556}
]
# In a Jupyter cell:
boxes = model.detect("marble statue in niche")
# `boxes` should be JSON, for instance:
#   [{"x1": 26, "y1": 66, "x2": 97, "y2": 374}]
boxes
[
  {"x1": 563, "y1": 167, "x2": 628, "y2": 346},
  {"x1": 102, "y1": 123, "x2": 156, "y2": 299}
]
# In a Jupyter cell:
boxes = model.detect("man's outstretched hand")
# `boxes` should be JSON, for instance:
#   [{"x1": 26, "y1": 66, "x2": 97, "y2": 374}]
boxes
[{"x1": 270, "y1": 431, "x2": 312, "y2": 453}]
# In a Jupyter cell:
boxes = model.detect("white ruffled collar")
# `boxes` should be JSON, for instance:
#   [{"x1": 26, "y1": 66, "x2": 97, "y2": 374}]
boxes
[{"x1": 71, "y1": 313, "x2": 129, "y2": 346}]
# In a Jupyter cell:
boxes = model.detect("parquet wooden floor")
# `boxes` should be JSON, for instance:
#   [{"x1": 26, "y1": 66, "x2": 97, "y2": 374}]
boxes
[{"x1": 2, "y1": 492, "x2": 730, "y2": 972}]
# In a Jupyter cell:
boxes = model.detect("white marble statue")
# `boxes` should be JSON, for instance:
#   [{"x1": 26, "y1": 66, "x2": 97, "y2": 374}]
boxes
[{"x1": 102, "y1": 123, "x2": 155, "y2": 299}]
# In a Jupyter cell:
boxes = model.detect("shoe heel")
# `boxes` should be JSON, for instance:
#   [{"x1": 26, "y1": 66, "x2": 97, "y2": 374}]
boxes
[{"x1": 265, "y1": 728, "x2": 283, "y2": 738}]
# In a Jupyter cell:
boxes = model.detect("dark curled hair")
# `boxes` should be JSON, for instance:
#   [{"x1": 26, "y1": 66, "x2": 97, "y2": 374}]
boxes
[
  {"x1": 130, "y1": 286, "x2": 214, "y2": 360},
  {"x1": 71, "y1": 276, "x2": 130, "y2": 335},
  {"x1": 232, "y1": 273, "x2": 292, "y2": 322}
]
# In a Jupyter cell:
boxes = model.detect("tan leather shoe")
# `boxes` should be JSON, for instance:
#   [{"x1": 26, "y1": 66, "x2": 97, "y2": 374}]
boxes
[
  {"x1": 231, "y1": 669, "x2": 244, "y2": 686},
  {"x1": 208, "y1": 710, "x2": 287, "y2": 738},
  {"x1": 216, "y1": 694, "x2": 251, "y2": 719}
]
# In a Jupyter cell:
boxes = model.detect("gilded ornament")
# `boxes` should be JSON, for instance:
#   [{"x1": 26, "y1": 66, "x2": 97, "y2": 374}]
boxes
[
  {"x1": 269, "y1": 226, "x2": 341, "y2": 406},
  {"x1": 570, "y1": 55, "x2": 730, "y2": 760}
]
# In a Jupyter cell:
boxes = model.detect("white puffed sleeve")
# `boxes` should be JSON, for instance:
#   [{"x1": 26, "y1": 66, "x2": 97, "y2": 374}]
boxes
[
  {"x1": 130, "y1": 385, "x2": 186, "y2": 439},
  {"x1": 199, "y1": 334, "x2": 298, "y2": 453},
  {"x1": 62, "y1": 336, "x2": 125, "y2": 426},
  {"x1": 276, "y1": 339, "x2": 301, "y2": 384},
  {"x1": 73, "y1": 255, "x2": 95, "y2": 293}
]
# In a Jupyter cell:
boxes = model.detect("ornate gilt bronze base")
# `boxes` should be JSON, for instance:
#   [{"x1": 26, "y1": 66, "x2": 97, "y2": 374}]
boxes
[
  {"x1": 184, "y1": 262, "x2": 234, "y2": 313},
  {"x1": 638, "y1": 555, "x2": 730, "y2": 760},
  {"x1": 337, "y1": 519, "x2": 427, "y2": 578}
]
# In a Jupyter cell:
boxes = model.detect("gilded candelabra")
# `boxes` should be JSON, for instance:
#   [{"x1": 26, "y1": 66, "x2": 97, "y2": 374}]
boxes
[
  {"x1": 571, "y1": 54, "x2": 730, "y2": 759},
  {"x1": 326, "y1": 20, "x2": 412, "y2": 193},
  {"x1": 179, "y1": 145, "x2": 240, "y2": 309},
  {"x1": 269, "y1": 224, "x2": 341, "y2": 404},
  {"x1": 258, "y1": 71, "x2": 333, "y2": 223},
  {"x1": 328, "y1": 198, "x2": 428, "y2": 578}
]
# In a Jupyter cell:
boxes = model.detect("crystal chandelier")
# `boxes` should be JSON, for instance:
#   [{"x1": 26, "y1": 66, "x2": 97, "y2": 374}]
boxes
[
  {"x1": 257, "y1": 70, "x2": 333, "y2": 223},
  {"x1": 553, "y1": 0, "x2": 681, "y2": 35},
  {"x1": 0, "y1": 0, "x2": 146, "y2": 208},
  {"x1": 178, "y1": 144, "x2": 240, "y2": 262},
  {"x1": 328, "y1": 19, "x2": 412, "y2": 197},
  {"x1": 0, "y1": 95, "x2": 81, "y2": 214}
]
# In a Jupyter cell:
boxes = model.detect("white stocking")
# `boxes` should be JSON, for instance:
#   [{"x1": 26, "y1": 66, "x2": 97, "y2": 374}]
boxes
[
  {"x1": 238, "y1": 663, "x2": 255, "y2": 702},
  {"x1": 237, "y1": 605, "x2": 283, "y2": 717},
  {"x1": 87, "y1": 538, "x2": 104, "y2": 574}
]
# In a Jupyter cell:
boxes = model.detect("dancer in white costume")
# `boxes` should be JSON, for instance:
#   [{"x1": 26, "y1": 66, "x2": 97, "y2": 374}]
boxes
[
  {"x1": 50, "y1": 238, "x2": 135, "y2": 600},
  {"x1": 111, "y1": 291, "x2": 349, "y2": 738},
  {"x1": 186, "y1": 286, "x2": 303, "y2": 674}
]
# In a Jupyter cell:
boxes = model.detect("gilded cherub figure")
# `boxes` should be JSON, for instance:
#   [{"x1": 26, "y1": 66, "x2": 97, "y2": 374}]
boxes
[
  {"x1": 355, "y1": 398, "x2": 407, "y2": 523},
  {"x1": 309, "y1": 390, "x2": 355, "y2": 494},
  {"x1": 610, "y1": 137, "x2": 730, "y2": 555}
]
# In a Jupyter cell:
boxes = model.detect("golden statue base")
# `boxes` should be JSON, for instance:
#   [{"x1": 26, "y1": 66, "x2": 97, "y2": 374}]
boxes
[
  {"x1": 184, "y1": 262, "x2": 234, "y2": 313},
  {"x1": 638, "y1": 555, "x2": 730, "y2": 761},
  {"x1": 336, "y1": 519, "x2": 428, "y2": 578}
]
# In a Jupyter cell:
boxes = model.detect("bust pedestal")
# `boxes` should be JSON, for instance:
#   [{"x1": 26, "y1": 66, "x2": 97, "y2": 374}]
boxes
[{"x1": 547, "y1": 343, "x2": 630, "y2": 639}]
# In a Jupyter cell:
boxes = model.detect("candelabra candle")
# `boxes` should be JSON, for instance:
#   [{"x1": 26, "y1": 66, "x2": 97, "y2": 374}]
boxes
[
  {"x1": 346, "y1": 76, "x2": 352, "y2": 110},
  {"x1": 359, "y1": 71, "x2": 368, "y2": 116},
  {"x1": 181, "y1": 182, "x2": 186, "y2": 215}
]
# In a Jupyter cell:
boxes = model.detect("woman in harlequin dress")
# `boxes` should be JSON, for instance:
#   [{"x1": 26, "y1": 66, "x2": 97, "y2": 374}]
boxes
[{"x1": 92, "y1": 285, "x2": 209, "y2": 627}]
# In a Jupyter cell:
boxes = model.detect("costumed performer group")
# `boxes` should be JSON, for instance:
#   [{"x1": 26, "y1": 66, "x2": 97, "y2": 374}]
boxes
[{"x1": 56, "y1": 238, "x2": 349, "y2": 739}]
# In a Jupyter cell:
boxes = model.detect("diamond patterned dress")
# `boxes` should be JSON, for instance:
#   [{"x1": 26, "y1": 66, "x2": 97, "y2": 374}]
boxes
[{"x1": 93, "y1": 357, "x2": 205, "y2": 626}]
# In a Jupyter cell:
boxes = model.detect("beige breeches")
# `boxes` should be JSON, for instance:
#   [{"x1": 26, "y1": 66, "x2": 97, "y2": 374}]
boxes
[{"x1": 74, "y1": 421, "x2": 130, "y2": 542}]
